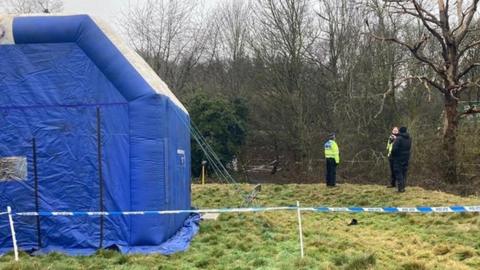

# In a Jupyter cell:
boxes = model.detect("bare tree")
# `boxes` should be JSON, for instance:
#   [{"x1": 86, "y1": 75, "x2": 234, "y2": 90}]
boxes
[
  {"x1": 2, "y1": 0, "x2": 63, "y2": 14},
  {"x1": 251, "y1": 0, "x2": 320, "y2": 171},
  {"x1": 121, "y1": 0, "x2": 212, "y2": 93},
  {"x1": 216, "y1": 0, "x2": 252, "y2": 62},
  {"x1": 368, "y1": 0, "x2": 480, "y2": 182},
  {"x1": 314, "y1": 0, "x2": 370, "y2": 128},
  {"x1": 213, "y1": 0, "x2": 253, "y2": 94}
]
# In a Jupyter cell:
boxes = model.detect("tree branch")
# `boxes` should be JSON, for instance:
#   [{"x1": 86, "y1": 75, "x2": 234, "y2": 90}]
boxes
[
  {"x1": 368, "y1": 29, "x2": 446, "y2": 80},
  {"x1": 454, "y1": 0, "x2": 480, "y2": 43},
  {"x1": 463, "y1": 76, "x2": 480, "y2": 89},
  {"x1": 402, "y1": 1, "x2": 442, "y2": 25},
  {"x1": 375, "y1": 76, "x2": 443, "y2": 118},
  {"x1": 451, "y1": 11, "x2": 467, "y2": 34},
  {"x1": 410, "y1": 0, "x2": 448, "y2": 53},
  {"x1": 459, "y1": 39, "x2": 480, "y2": 58},
  {"x1": 458, "y1": 107, "x2": 480, "y2": 118},
  {"x1": 459, "y1": 63, "x2": 480, "y2": 79}
]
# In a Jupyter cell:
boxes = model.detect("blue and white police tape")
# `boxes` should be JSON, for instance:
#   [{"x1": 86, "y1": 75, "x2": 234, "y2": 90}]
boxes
[
  {"x1": 13, "y1": 207, "x2": 296, "y2": 216},
  {"x1": 9, "y1": 205, "x2": 480, "y2": 217},
  {"x1": 303, "y1": 206, "x2": 480, "y2": 213}
]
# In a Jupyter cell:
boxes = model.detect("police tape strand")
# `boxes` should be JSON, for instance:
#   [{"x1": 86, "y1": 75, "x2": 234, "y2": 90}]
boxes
[
  {"x1": 8, "y1": 205, "x2": 480, "y2": 217},
  {"x1": 3, "y1": 205, "x2": 480, "y2": 263}
]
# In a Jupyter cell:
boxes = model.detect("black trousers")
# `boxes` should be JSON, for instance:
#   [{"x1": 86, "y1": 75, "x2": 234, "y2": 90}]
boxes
[
  {"x1": 389, "y1": 158, "x2": 396, "y2": 187},
  {"x1": 393, "y1": 160, "x2": 408, "y2": 191},
  {"x1": 326, "y1": 158, "x2": 337, "y2": 186}
]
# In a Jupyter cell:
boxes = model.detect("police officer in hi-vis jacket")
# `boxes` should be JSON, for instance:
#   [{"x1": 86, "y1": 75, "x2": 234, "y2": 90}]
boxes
[{"x1": 324, "y1": 133, "x2": 340, "y2": 187}]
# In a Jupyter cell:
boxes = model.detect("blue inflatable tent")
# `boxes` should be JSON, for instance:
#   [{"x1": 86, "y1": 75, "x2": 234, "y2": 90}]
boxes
[{"x1": 0, "y1": 14, "x2": 194, "y2": 254}]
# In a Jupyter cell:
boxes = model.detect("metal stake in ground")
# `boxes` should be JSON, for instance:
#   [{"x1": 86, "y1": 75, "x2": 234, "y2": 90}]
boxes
[
  {"x1": 296, "y1": 201, "x2": 305, "y2": 258},
  {"x1": 7, "y1": 206, "x2": 19, "y2": 262}
]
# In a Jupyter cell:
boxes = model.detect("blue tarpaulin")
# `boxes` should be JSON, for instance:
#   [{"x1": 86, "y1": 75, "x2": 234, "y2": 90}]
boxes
[{"x1": 0, "y1": 15, "x2": 196, "y2": 255}]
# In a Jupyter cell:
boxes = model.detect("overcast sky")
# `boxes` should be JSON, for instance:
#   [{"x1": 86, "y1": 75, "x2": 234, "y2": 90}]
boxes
[
  {"x1": 62, "y1": 0, "x2": 218, "y2": 40},
  {"x1": 63, "y1": 0, "x2": 130, "y2": 22},
  {"x1": 63, "y1": 0, "x2": 219, "y2": 21}
]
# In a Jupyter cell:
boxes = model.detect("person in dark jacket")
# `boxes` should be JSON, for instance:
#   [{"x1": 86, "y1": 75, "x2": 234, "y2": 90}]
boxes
[{"x1": 391, "y1": 127, "x2": 412, "y2": 192}]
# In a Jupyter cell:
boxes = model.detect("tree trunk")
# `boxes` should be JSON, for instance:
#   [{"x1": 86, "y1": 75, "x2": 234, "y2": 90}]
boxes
[{"x1": 443, "y1": 96, "x2": 458, "y2": 183}]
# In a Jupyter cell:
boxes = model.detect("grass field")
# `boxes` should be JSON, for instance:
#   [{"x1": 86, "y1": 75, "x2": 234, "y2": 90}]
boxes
[{"x1": 1, "y1": 183, "x2": 480, "y2": 270}]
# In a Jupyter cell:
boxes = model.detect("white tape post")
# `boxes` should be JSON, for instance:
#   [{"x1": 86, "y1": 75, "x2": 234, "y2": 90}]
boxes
[
  {"x1": 296, "y1": 201, "x2": 304, "y2": 258},
  {"x1": 7, "y1": 206, "x2": 19, "y2": 262}
]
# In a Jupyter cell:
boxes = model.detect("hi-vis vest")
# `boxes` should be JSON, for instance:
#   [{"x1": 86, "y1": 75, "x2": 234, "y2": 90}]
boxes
[
  {"x1": 387, "y1": 139, "x2": 393, "y2": 157},
  {"x1": 324, "y1": 140, "x2": 340, "y2": 164}
]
